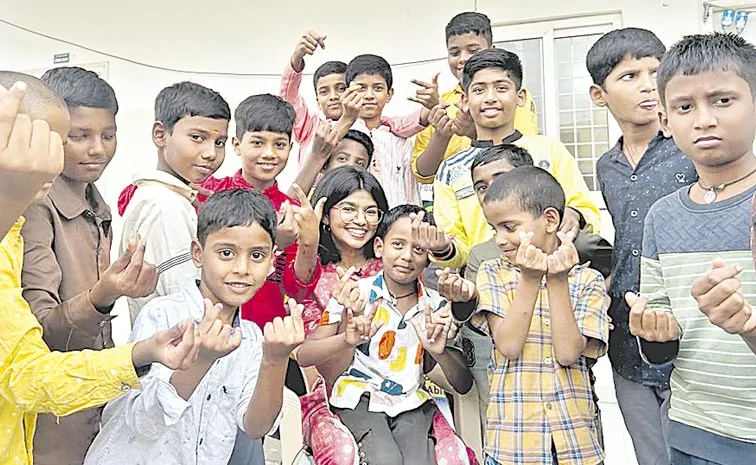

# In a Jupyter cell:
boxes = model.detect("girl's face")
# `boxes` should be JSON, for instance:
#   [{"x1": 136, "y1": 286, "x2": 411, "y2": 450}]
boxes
[{"x1": 323, "y1": 189, "x2": 383, "y2": 255}]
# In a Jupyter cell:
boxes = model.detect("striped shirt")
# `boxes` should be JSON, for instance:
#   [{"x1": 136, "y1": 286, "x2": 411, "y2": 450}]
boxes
[
  {"x1": 640, "y1": 184, "x2": 756, "y2": 445},
  {"x1": 471, "y1": 259, "x2": 609, "y2": 465}
]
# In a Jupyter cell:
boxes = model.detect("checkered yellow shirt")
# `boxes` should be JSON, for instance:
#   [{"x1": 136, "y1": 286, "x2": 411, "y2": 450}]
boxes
[{"x1": 471, "y1": 259, "x2": 609, "y2": 465}]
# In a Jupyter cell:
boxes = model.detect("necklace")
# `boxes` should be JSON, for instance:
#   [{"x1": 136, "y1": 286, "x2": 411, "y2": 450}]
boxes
[
  {"x1": 698, "y1": 166, "x2": 756, "y2": 204},
  {"x1": 387, "y1": 288, "x2": 417, "y2": 305}
]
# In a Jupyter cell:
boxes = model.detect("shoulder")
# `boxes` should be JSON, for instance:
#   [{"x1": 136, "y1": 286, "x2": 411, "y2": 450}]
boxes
[
  {"x1": 436, "y1": 147, "x2": 480, "y2": 185},
  {"x1": 569, "y1": 264, "x2": 605, "y2": 287},
  {"x1": 240, "y1": 320, "x2": 264, "y2": 345},
  {"x1": 479, "y1": 258, "x2": 516, "y2": 282},
  {"x1": 647, "y1": 188, "x2": 686, "y2": 219}
]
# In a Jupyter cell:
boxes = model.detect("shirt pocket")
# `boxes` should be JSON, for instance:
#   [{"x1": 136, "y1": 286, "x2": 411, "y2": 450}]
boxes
[{"x1": 204, "y1": 383, "x2": 239, "y2": 448}]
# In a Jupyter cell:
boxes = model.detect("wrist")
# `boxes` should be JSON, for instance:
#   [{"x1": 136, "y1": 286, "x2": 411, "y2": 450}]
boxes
[
  {"x1": 261, "y1": 352, "x2": 292, "y2": 368},
  {"x1": 290, "y1": 55, "x2": 305, "y2": 73},
  {"x1": 89, "y1": 282, "x2": 116, "y2": 310},
  {"x1": 419, "y1": 108, "x2": 430, "y2": 127},
  {"x1": 131, "y1": 340, "x2": 153, "y2": 368},
  {"x1": 520, "y1": 272, "x2": 544, "y2": 284}
]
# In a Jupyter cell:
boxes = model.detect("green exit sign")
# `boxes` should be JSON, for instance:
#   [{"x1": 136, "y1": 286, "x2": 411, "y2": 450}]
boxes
[{"x1": 53, "y1": 53, "x2": 70, "y2": 64}]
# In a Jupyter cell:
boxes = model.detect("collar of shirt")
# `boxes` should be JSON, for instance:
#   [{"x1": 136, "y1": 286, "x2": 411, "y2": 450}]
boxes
[
  {"x1": 609, "y1": 131, "x2": 668, "y2": 165},
  {"x1": 48, "y1": 176, "x2": 111, "y2": 221},
  {"x1": 228, "y1": 170, "x2": 294, "y2": 208},
  {"x1": 183, "y1": 282, "x2": 247, "y2": 337},
  {"x1": 134, "y1": 169, "x2": 198, "y2": 203},
  {"x1": 471, "y1": 130, "x2": 523, "y2": 148},
  {"x1": 366, "y1": 271, "x2": 443, "y2": 321}
]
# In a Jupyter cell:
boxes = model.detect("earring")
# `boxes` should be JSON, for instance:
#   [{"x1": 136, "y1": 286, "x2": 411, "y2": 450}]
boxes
[{"x1": 323, "y1": 224, "x2": 330, "y2": 232}]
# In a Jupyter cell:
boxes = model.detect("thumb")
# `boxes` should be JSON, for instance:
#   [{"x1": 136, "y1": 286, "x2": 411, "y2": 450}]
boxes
[
  {"x1": 432, "y1": 71, "x2": 440, "y2": 86},
  {"x1": 230, "y1": 327, "x2": 243, "y2": 348},
  {"x1": 314, "y1": 197, "x2": 327, "y2": 220},
  {"x1": 712, "y1": 258, "x2": 729, "y2": 269},
  {"x1": 113, "y1": 240, "x2": 137, "y2": 270},
  {"x1": 318, "y1": 34, "x2": 327, "y2": 48},
  {"x1": 625, "y1": 291, "x2": 641, "y2": 309}
]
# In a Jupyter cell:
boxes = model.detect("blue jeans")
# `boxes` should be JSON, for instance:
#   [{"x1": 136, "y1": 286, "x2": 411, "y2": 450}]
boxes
[{"x1": 670, "y1": 448, "x2": 721, "y2": 465}]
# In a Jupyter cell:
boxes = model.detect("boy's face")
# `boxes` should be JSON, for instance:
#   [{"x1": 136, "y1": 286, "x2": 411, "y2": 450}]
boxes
[
  {"x1": 316, "y1": 73, "x2": 348, "y2": 121},
  {"x1": 374, "y1": 216, "x2": 428, "y2": 285},
  {"x1": 324, "y1": 139, "x2": 370, "y2": 172},
  {"x1": 472, "y1": 159, "x2": 516, "y2": 204},
  {"x1": 662, "y1": 69, "x2": 756, "y2": 167},
  {"x1": 590, "y1": 56, "x2": 660, "y2": 127},
  {"x1": 33, "y1": 104, "x2": 71, "y2": 200},
  {"x1": 447, "y1": 32, "x2": 490, "y2": 83},
  {"x1": 352, "y1": 74, "x2": 393, "y2": 120},
  {"x1": 464, "y1": 68, "x2": 525, "y2": 132},
  {"x1": 154, "y1": 116, "x2": 227, "y2": 184},
  {"x1": 233, "y1": 131, "x2": 291, "y2": 189},
  {"x1": 192, "y1": 223, "x2": 274, "y2": 310},
  {"x1": 323, "y1": 189, "x2": 381, "y2": 253},
  {"x1": 62, "y1": 106, "x2": 117, "y2": 184},
  {"x1": 483, "y1": 196, "x2": 559, "y2": 261}
]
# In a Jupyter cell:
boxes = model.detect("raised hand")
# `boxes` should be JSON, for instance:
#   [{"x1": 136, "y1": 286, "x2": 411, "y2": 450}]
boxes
[
  {"x1": 546, "y1": 231, "x2": 579, "y2": 280},
  {"x1": 451, "y1": 100, "x2": 476, "y2": 139},
  {"x1": 691, "y1": 259, "x2": 756, "y2": 335},
  {"x1": 559, "y1": 208, "x2": 581, "y2": 240},
  {"x1": 333, "y1": 266, "x2": 367, "y2": 314},
  {"x1": 276, "y1": 200, "x2": 299, "y2": 250},
  {"x1": 263, "y1": 299, "x2": 306, "y2": 363},
  {"x1": 626, "y1": 292, "x2": 681, "y2": 342},
  {"x1": 197, "y1": 299, "x2": 243, "y2": 363},
  {"x1": 513, "y1": 231, "x2": 548, "y2": 280},
  {"x1": 132, "y1": 318, "x2": 201, "y2": 371},
  {"x1": 344, "y1": 302, "x2": 381, "y2": 346},
  {"x1": 427, "y1": 100, "x2": 454, "y2": 137},
  {"x1": 291, "y1": 184, "x2": 327, "y2": 249},
  {"x1": 340, "y1": 85, "x2": 364, "y2": 124},
  {"x1": 89, "y1": 239, "x2": 158, "y2": 308},
  {"x1": 410, "y1": 210, "x2": 452, "y2": 255},
  {"x1": 291, "y1": 30, "x2": 326, "y2": 72},
  {"x1": 310, "y1": 122, "x2": 341, "y2": 161},
  {"x1": 409, "y1": 72, "x2": 440, "y2": 110},
  {"x1": 436, "y1": 267, "x2": 476, "y2": 303},
  {"x1": 411, "y1": 303, "x2": 452, "y2": 355}
]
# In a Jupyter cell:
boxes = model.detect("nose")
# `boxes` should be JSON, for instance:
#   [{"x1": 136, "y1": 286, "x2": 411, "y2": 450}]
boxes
[
  {"x1": 494, "y1": 230, "x2": 510, "y2": 249},
  {"x1": 459, "y1": 51, "x2": 473, "y2": 67},
  {"x1": 329, "y1": 88, "x2": 340, "y2": 101},
  {"x1": 352, "y1": 209, "x2": 368, "y2": 226},
  {"x1": 364, "y1": 87, "x2": 375, "y2": 99},
  {"x1": 484, "y1": 86, "x2": 496, "y2": 102},
  {"x1": 694, "y1": 105, "x2": 717, "y2": 130},
  {"x1": 640, "y1": 70, "x2": 656, "y2": 93},
  {"x1": 400, "y1": 246, "x2": 413, "y2": 262},
  {"x1": 89, "y1": 137, "x2": 106, "y2": 157},
  {"x1": 232, "y1": 255, "x2": 249, "y2": 275}
]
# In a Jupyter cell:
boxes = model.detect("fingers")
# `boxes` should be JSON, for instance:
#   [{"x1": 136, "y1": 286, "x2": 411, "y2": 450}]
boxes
[
  {"x1": 692, "y1": 261, "x2": 743, "y2": 297},
  {"x1": 122, "y1": 240, "x2": 147, "y2": 282},
  {"x1": 0, "y1": 82, "x2": 27, "y2": 147},
  {"x1": 200, "y1": 299, "x2": 223, "y2": 334},
  {"x1": 626, "y1": 292, "x2": 646, "y2": 336},
  {"x1": 429, "y1": 318, "x2": 445, "y2": 343},
  {"x1": 291, "y1": 183, "x2": 309, "y2": 206},
  {"x1": 313, "y1": 197, "x2": 327, "y2": 221}
]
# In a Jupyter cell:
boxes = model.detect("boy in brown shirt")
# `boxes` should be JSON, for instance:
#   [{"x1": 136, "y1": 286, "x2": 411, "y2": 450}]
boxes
[{"x1": 21, "y1": 67, "x2": 158, "y2": 465}]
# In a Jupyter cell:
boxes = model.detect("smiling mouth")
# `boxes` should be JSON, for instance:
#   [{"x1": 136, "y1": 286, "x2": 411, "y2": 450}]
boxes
[
  {"x1": 345, "y1": 227, "x2": 367, "y2": 239},
  {"x1": 225, "y1": 282, "x2": 252, "y2": 293},
  {"x1": 481, "y1": 108, "x2": 501, "y2": 116},
  {"x1": 639, "y1": 100, "x2": 658, "y2": 110}
]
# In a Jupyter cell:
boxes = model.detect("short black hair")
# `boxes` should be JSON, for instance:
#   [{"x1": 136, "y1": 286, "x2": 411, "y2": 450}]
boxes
[
  {"x1": 0, "y1": 71, "x2": 67, "y2": 116},
  {"x1": 41, "y1": 67, "x2": 119, "y2": 115},
  {"x1": 658, "y1": 33, "x2": 756, "y2": 107},
  {"x1": 339, "y1": 129, "x2": 375, "y2": 165},
  {"x1": 312, "y1": 166, "x2": 389, "y2": 265},
  {"x1": 376, "y1": 204, "x2": 432, "y2": 239},
  {"x1": 234, "y1": 94, "x2": 295, "y2": 140},
  {"x1": 346, "y1": 54, "x2": 393, "y2": 89},
  {"x1": 313, "y1": 61, "x2": 347, "y2": 90},
  {"x1": 586, "y1": 28, "x2": 666, "y2": 87},
  {"x1": 471, "y1": 144, "x2": 534, "y2": 173},
  {"x1": 154, "y1": 81, "x2": 231, "y2": 133},
  {"x1": 462, "y1": 48, "x2": 523, "y2": 92},
  {"x1": 445, "y1": 12, "x2": 492, "y2": 47},
  {"x1": 196, "y1": 188, "x2": 277, "y2": 246},
  {"x1": 483, "y1": 166, "x2": 565, "y2": 220}
]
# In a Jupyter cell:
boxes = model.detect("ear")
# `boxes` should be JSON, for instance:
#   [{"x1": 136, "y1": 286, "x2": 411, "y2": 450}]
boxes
[
  {"x1": 152, "y1": 121, "x2": 167, "y2": 148},
  {"x1": 544, "y1": 207, "x2": 561, "y2": 234},
  {"x1": 589, "y1": 84, "x2": 607, "y2": 108},
  {"x1": 659, "y1": 108, "x2": 672, "y2": 138},
  {"x1": 516, "y1": 88, "x2": 527, "y2": 108},
  {"x1": 232, "y1": 137, "x2": 242, "y2": 156},
  {"x1": 268, "y1": 245, "x2": 278, "y2": 277},
  {"x1": 386, "y1": 87, "x2": 394, "y2": 104},
  {"x1": 373, "y1": 236, "x2": 384, "y2": 259},
  {"x1": 190, "y1": 240, "x2": 203, "y2": 268}
]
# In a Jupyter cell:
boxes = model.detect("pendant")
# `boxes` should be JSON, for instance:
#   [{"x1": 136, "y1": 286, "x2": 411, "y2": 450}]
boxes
[{"x1": 704, "y1": 189, "x2": 717, "y2": 204}]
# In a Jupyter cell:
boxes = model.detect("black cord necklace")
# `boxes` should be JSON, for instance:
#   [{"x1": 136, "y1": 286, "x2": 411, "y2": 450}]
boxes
[{"x1": 698, "y1": 166, "x2": 756, "y2": 204}]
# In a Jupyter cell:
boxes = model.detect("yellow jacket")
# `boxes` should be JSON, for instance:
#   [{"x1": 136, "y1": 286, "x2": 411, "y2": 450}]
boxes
[
  {"x1": 0, "y1": 218, "x2": 140, "y2": 465},
  {"x1": 412, "y1": 84, "x2": 539, "y2": 183},
  {"x1": 432, "y1": 133, "x2": 600, "y2": 270}
]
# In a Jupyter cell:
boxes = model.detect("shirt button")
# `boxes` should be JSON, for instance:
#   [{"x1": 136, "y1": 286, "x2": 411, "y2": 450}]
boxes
[
  {"x1": 544, "y1": 357, "x2": 553, "y2": 365},
  {"x1": 544, "y1": 318, "x2": 551, "y2": 327},
  {"x1": 630, "y1": 210, "x2": 638, "y2": 217},
  {"x1": 546, "y1": 403, "x2": 552, "y2": 410},
  {"x1": 632, "y1": 249, "x2": 640, "y2": 257},
  {"x1": 120, "y1": 383, "x2": 131, "y2": 392},
  {"x1": 206, "y1": 394, "x2": 212, "y2": 401},
  {"x1": 99, "y1": 320, "x2": 107, "y2": 327},
  {"x1": 630, "y1": 174, "x2": 638, "y2": 181},
  {"x1": 199, "y1": 438, "x2": 203, "y2": 445}
]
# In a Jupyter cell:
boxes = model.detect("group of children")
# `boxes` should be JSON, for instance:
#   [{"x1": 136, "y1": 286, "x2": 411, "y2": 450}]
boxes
[{"x1": 1, "y1": 8, "x2": 755, "y2": 465}]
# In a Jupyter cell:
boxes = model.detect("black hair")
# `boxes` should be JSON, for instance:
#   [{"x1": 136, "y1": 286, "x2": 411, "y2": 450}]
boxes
[
  {"x1": 313, "y1": 61, "x2": 347, "y2": 90},
  {"x1": 154, "y1": 81, "x2": 231, "y2": 133},
  {"x1": 41, "y1": 67, "x2": 119, "y2": 115},
  {"x1": 586, "y1": 28, "x2": 666, "y2": 87},
  {"x1": 346, "y1": 54, "x2": 393, "y2": 89},
  {"x1": 376, "y1": 204, "x2": 432, "y2": 239},
  {"x1": 483, "y1": 166, "x2": 565, "y2": 220},
  {"x1": 445, "y1": 12, "x2": 492, "y2": 47},
  {"x1": 311, "y1": 166, "x2": 389, "y2": 265},
  {"x1": 234, "y1": 94, "x2": 295, "y2": 140},
  {"x1": 471, "y1": 144, "x2": 534, "y2": 173},
  {"x1": 337, "y1": 129, "x2": 375, "y2": 165},
  {"x1": 462, "y1": 48, "x2": 523, "y2": 92},
  {"x1": 0, "y1": 71, "x2": 67, "y2": 116},
  {"x1": 196, "y1": 188, "x2": 277, "y2": 246},
  {"x1": 658, "y1": 33, "x2": 756, "y2": 107}
]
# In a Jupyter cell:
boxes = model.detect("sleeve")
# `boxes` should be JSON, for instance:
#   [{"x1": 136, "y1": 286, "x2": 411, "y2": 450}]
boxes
[
  {"x1": 572, "y1": 269, "x2": 610, "y2": 359},
  {"x1": 431, "y1": 177, "x2": 469, "y2": 269},
  {"x1": 382, "y1": 109, "x2": 425, "y2": 139},
  {"x1": 280, "y1": 61, "x2": 320, "y2": 147},
  {"x1": 301, "y1": 297, "x2": 325, "y2": 338},
  {"x1": 549, "y1": 140, "x2": 601, "y2": 233},
  {"x1": 513, "y1": 88, "x2": 539, "y2": 137},
  {"x1": 411, "y1": 126, "x2": 436, "y2": 184},
  {"x1": 21, "y1": 201, "x2": 113, "y2": 351},
  {"x1": 0, "y1": 288, "x2": 140, "y2": 417},
  {"x1": 114, "y1": 302, "x2": 190, "y2": 440},
  {"x1": 464, "y1": 245, "x2": 484, "y2": 284},
  {"x1": 320, "y1": 297, "x2": 345, "y2": 325},
  {"x1": 280, "y1": 243, "x2": 323, "y2": 302},
  {"x1": 469, "y1": 261, "x2": 514, "y2": 335}
]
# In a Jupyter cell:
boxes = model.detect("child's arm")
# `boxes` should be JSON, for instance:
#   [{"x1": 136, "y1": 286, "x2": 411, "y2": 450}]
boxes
[
  {"x1": 413, "y1": 101, "x2": 476, "y2": 182},
  {"x1": 281, "y1": 31, "x2": 326, "y2": 146},
  {"x1": 431, "y1": 179, "x2": 469, "y2": 269},
  {"x1": 243, "y1": 300, "x2": 305, "y2": 438}
]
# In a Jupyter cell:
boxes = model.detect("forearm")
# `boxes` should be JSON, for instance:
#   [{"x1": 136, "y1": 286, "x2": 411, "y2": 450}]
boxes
[
  {"x1": 546, "y1": 278, "x2": 586, "y2": 366},
  {"x1": 296, "y1": 325, "x2": 343, "y2": 367},
  {"x1": 429, "y1": 349, "x2": 472, "y2": 394},
  {"x1": 244, "y1": 357, "x2": 288, "y2": 438},
  {"x1": 742, "y1": 333, "x2": 756, "y2": 356},
  {"x1": 287, "y1": 152, "x2": 327, "y2": 196},
  {"x1": 415, "y1": 132, "x2": 452, "y2": 179},
  {"x1": 489, "y1": 277, "x2": 540, "y2": 359},
  {"x1": 169, "y1": 359, "x2": 212, "y2": 400},
  {"x1": 293, "y1": 243, "x2": 319, "y2": 284},
  {"x1": 0, "y1": 199, "x2": 29, "y2": 241}
]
